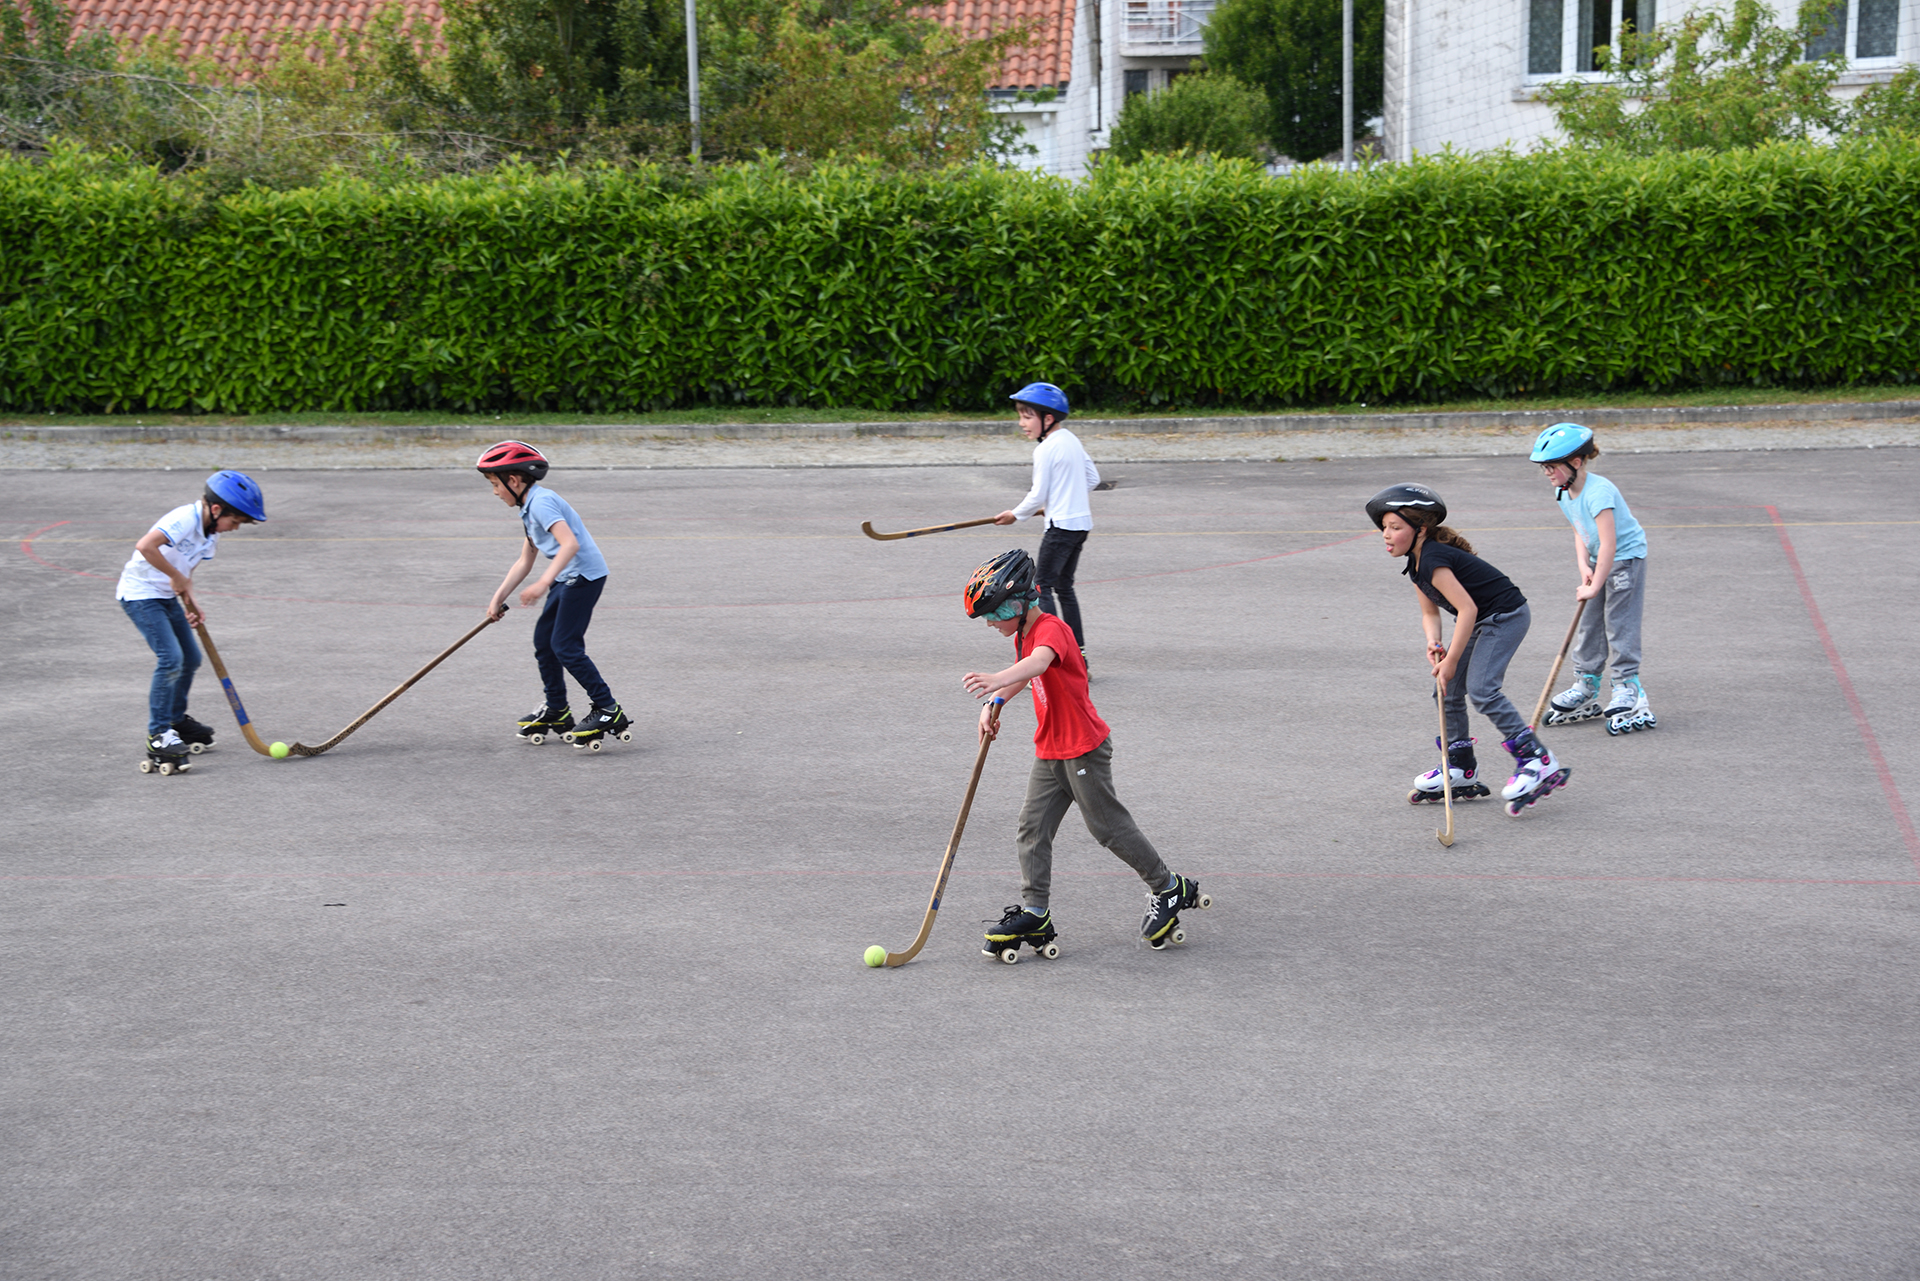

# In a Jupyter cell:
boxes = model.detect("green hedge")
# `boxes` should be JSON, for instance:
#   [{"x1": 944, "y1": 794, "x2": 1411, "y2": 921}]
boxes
[{"x1": 2, "y1": 143, "x2": 1917, "y2": 413}]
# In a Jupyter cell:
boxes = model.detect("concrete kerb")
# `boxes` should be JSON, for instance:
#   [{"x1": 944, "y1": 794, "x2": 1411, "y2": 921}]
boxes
[{"x1": 9, "y1": 398, "x2": 1920, "y2": 445}]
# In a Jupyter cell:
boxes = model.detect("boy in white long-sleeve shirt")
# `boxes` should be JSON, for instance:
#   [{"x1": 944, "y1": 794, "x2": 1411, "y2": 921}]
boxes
[{"x1": 993, "y1": 382, "x2": 1099, "y2": 662}]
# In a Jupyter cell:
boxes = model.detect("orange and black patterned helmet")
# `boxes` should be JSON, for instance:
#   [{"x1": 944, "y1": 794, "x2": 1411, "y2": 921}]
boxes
[{"x1": 964, "y1": 549, "x2": 1038, "y2": 619}]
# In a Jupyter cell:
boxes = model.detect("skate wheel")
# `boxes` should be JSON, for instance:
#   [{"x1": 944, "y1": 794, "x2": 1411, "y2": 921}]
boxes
[
  {"x1": 587, "y1": 739, "x2": 603, "y2": 752},
  {"x1": 1505, "y1": 800, "x2": 1525, "y2": 817},
  {"x1": 1407, "y1": 790, "x2": 1425, "y2": 805},
  {"x1": 187, "y1": 742, "x2": 205, "y2": 754},
  {"x1": 1170, "y1": 925, "x2": 1186, "y2": 945},
  {"x1": 527, "y1": 732, "x2": 546, "y2": 745},
  {"x1": 140, "y1": 758, "x2": 155, "y2": 774},
  {"x1": 1195, "y1": 893, "x2": 1211, "y2": 910},
  {"x1": 158, "y1": 761, "x2": 176, "y2": 775},
  {"x1": 998, "y1": 947, "x2": 1020, "y2": 965},
  {"x1": 616, "y1": 731, "x2": 633, "y2": 742},
  {"x1": 1038, "y1": 941, "x2": 1060, "y2": 960},
  {"x1": 561, "y1": 732, "x2": 577, "y2": 744}
]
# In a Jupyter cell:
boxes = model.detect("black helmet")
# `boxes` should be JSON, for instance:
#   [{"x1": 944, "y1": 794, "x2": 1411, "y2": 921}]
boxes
[
  {"x1": 964, "y1": 549, "x2": 1038, "y2": 619},
  {"x1": 1365, "y1": 483, "x2": 1447, "y2": 530}
]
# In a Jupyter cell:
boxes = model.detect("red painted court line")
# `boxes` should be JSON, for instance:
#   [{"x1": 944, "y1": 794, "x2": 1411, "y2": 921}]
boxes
[
  {"x1": 5, "y1": 867, "x2": 1914, "y2": 887},
  {"x1": 1770, "y1": 504, "x2": 1920, "y2": 875}
]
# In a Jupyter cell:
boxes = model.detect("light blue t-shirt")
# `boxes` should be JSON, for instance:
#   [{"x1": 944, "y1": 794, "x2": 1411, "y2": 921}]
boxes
[
  {"x1": 1557, "y1": 474, "x2": 1646, "y2": 566},
  {"x1": 520, "y1": 485, "x2": 608, "y2": 583}
]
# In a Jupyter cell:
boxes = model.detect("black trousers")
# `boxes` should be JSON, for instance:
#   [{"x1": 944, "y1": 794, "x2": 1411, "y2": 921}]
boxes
[{"x1": 1036, "y1": 526, "x2": 1088, "y2": 648}]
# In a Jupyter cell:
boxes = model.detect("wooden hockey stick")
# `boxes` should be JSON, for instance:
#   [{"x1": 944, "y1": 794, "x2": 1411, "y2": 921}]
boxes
[
  {"x1": 882, "y1": 704, "x2": 1001, "y2": 967},
  {"x1": 1435, "y1": 673, "x2": 1455, "y2": 847},
  {"x1": 1529, "y1": 599, "x2": 1589, "y2": 731},
  {"x1": 284, "y1": 615, "x2": 500, "y2": 756},
  {"x1": 861, "y1": 517, "x2": 998, "y2": 541},
  {"x1": 193, "y1": 620, "x2": 278, "y2": 757}
]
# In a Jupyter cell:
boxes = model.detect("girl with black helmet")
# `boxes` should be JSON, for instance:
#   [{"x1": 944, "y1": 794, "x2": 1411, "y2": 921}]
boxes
[
  {"x1": 960, "y1": 548, "x2": 1209, "y2": 961},
  {"x1": 114, "y1": 470, "x2": 267, "y2": 773},
  {"x1": 477, "y1": 441, "x2": 630, "y2": 750},
  {"x1": 992, "y1": 382, "x2": 1100, "y2": 668},
  {"x1": 1366, "y1": 484, "x2": 1572, "y2": 818}
]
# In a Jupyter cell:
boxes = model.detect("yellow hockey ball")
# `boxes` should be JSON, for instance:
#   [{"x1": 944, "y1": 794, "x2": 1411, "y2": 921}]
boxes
[
  {"x1": 863, "y1": 945, "x2": 886, "y2": 968},
  {"x1": 269, "y1": 742, "x2": 290, "y2": 759}
]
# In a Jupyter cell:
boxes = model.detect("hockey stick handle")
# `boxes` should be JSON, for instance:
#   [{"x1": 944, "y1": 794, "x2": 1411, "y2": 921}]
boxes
[
  {"x1": 862, "y1": 517, "x2": 1000, "y2": 541},
  {"x1": 1436, "y1": 672, "x2": 1455, "y2": 847},
  {"x1": 193, "y1": 621, "x2": 277, "y2": 756},
  {"x1": 1528, "y1": 598, "x2": 1589, "y2": 731},
  {"x1": 884, "y1": 704, "x2": 1001, "y2": 967},
  {"x1": 288, "y1": 613, "x2": 500, "y2": 756}
]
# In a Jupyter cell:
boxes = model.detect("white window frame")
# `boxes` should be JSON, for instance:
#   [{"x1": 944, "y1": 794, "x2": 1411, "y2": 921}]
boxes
[
  {"x1": 1526, "y1": 0, "x2": 1656, "y2": 82},
  {"x1": 1807, "y1": 0, "x2": 1904, "y2": 66}
]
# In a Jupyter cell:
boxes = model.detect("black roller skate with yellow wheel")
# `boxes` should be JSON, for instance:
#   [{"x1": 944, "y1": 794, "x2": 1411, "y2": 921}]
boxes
[
  {"x1": 1141, "y1": 874, "x2": 1210, "y2": 950},
  {"x1": 563, "y1": 704, "x2": 632, "y2": 751},
  {"x1": 140, "y1": 728, "x2": 192, "y2": 775},
  {"x1": 982, "y1": 906, "x2": 1059, "y2": 964},
  {"x1": 516, "y1": 704, "x2": 574, "y2": 745},
  {"x1": 170, "y1": 714, "x2": 215, "y2": 753}
]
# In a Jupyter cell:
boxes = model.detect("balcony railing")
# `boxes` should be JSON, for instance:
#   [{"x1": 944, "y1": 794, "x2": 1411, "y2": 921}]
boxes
[{"x1": 1123, "y1": 0, "x2": 1215, "y2": 47}]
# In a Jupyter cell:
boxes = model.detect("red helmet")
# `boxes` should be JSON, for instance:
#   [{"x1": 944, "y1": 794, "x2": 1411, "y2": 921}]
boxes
[{"x1": 477, "y1": 440, "x2": 550, "y2": 483}]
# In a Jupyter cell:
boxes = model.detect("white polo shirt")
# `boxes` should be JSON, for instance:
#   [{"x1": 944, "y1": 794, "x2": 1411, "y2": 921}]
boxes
[
  {"x1": 1011, "y1": 428, "x2": 1099, "y2": 531},
  {"x1": 116, "y1": 503, "x2": 218, "y2": 601}
]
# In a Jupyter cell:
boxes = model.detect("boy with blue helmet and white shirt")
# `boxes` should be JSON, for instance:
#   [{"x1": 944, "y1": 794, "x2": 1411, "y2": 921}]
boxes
[
  {"x1": 993, "y1": 382, "x2": 1099, "y2": 667},
  {"x1": 115, "y1": 469, "x2": 267, "y2": 771},
  {"x1": 477, "y1": 441, "x2": 630, "y2": 749},
  {"x1": 1531, "y1": 424, "x2": 1656, "y2": 735}
]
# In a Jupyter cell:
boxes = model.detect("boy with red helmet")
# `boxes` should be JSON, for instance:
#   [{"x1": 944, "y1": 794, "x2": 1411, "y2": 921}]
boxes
[
  {"x1": 477, "y1": 442, "x2": 630, "y2": 750},
  {"x1": 960, "y1": 548, "x2": 1208, "y2": 961}
]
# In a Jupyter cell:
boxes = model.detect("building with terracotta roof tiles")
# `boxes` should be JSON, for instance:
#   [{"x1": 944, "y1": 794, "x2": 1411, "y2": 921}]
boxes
[
  {"x1": 919, "y1": 0, "x2": 1213, "y2": 176},
  {"x1": 60, "y1": 0, "x2": 443, "y2": 70}
]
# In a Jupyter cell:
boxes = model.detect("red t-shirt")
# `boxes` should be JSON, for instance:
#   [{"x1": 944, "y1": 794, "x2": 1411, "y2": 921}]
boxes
[{"x1": 1016, "y1": 612, "x2": 1110, "y2": 760}]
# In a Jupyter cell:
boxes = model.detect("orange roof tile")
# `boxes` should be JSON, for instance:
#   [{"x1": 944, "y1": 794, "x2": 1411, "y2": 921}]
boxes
[
  {"x1": 60, "y1": 0, "x2": 444, "y2": 72},
  {"x1": 920, "y1": 0, "x2": 1073, "y2": 91}
]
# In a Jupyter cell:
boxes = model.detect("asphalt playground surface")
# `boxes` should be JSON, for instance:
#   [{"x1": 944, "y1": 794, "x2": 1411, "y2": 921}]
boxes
[{"x1": 5, "y1": 447, "x2": 1917, "y2": 1280}]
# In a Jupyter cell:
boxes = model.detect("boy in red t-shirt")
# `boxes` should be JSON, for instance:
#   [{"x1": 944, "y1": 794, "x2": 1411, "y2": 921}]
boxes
[{"x1": 960, "y1": 549, "x2": 1208, "y2": 960}]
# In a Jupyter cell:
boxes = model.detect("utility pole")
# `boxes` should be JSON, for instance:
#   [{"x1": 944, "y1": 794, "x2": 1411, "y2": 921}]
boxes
[
  {"x1": 686, "y1": 0, "x2": 702, "y2": 160},
  {"x1": 1341, "y1": 0, "x2": 1353, "y2": 170}
]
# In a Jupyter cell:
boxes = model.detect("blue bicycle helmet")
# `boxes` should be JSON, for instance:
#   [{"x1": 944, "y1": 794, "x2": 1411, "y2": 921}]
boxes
[
  {"x1": 205, "y1": 470, "x2": 267, "y2": 522},
  {"x1": 1009, "y1": 382, "x2": 1071, "y2": 420},
  {"x1": 1529, "y1": 423, "x2": 1593, "y2": 463}
]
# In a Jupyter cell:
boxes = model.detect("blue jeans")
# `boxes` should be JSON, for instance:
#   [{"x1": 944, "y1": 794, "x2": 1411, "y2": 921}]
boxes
[
  {"x1": 1441, "y1": 604, "x2": 1531, "y2": 745},
  {"x1": 533, "y1": 576, "x2": 613, "y2": 710},
  {"x1": 121, "y1": 597, "x2": 200, "y2": 736}
]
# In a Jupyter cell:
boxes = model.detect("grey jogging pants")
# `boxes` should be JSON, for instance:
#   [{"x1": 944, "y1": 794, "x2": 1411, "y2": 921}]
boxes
[
  {"x1": 1441, "y1": 603, "x2": 1532, "y2": 745},
  {"x1": 1016, "y1": 737, "x2": 1170, "y2": 912},
  {"x1": 1570, "y1": 557, "x2": 1646, "y2": 684}
]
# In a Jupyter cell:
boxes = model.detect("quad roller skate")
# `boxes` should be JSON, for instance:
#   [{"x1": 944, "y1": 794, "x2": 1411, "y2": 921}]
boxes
[
  {"x1": 563, "y1": 704, "x2": 632, "y2": 751},
  {"x1": 140, "y1": 728, "x2": 192, "y2": 776},
  {"x1": 982, "y1": 906, "x2": 1060, "y2": 964},
  {"x1": 1409, "y1": 736, "x2": 1493, "y2": 805},
  {"x1": 1545, "y1": 672, "x2": 1605, "y2": 726},
  {"x1": 516, "y1": 704, "x2": 575, "y2": 745},
  {"x1": 170, "y1": 714, "x2": 215, "y2": 753},
  {"x1": 1604, "y1": 677, "x2": 1657, "y2": 736},
  {"x1": 1141, "y1": 874, "x2": 1211, "y2": 950},
  {"x1": 1500, "y1": 728, "x2": 1569, "y2": 817}
]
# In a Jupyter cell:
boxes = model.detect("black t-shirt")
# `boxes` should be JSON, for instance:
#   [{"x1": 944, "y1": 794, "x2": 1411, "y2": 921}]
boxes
[{"x1": 1405, "y1": 540, "x2": 1527, "y2": 618}]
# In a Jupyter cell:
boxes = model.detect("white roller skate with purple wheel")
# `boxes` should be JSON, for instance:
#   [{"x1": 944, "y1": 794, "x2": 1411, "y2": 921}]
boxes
[
  {"x1": 1500, "y1": 727, "x2": 1569, "y2": 817},
  {"x1": 1409, "y1": 737, "x2": 1493, "y2": 804}
]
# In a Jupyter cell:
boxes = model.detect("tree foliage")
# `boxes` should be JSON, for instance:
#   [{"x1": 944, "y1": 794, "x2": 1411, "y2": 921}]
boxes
[
  {"x1": 1106, "y1": 72, "x2": 1269, "y2": 164},
  {"x1": 1539, "y1": 0, "x2": 1848, "y2": 154},
  {"x1": 1203, "y1": 0, "x2": 1382, "y2": 162}
]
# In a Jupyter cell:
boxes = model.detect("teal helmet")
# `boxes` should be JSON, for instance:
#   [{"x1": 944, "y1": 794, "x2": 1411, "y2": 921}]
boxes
[{"x1": 1529, "y1": 423, "x2": 1593, "y2": 464}]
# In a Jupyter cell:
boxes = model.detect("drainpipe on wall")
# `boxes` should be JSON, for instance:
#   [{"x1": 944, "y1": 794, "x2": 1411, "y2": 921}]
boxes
[
  {"x1": 686, "y1": 0, "x2": 702, "y2": 159},
  {"x1": 1088, "y1": 0, "x2": 1103, "y2": 135}
]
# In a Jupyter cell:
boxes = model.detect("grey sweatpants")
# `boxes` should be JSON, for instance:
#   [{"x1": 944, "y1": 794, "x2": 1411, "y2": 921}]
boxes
[
  {"x1": 1016, "y1": 737, "x2": 1170, "y2": 913},
  {"x1": 1441, "y1": 604, "x2": 1532, "y2": 745},
  {"x1": 1570, "y1": 557, "x2": 1646, "y2": 684}
]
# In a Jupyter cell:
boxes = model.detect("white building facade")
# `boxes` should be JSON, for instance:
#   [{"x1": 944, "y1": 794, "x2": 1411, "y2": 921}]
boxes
[
  {"x1": 1382, "y1": 0, "x2": 1920, "y2": 160},
  {"x1": 963, "y1": 0, "x2": 1218, "y2": 177}
]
